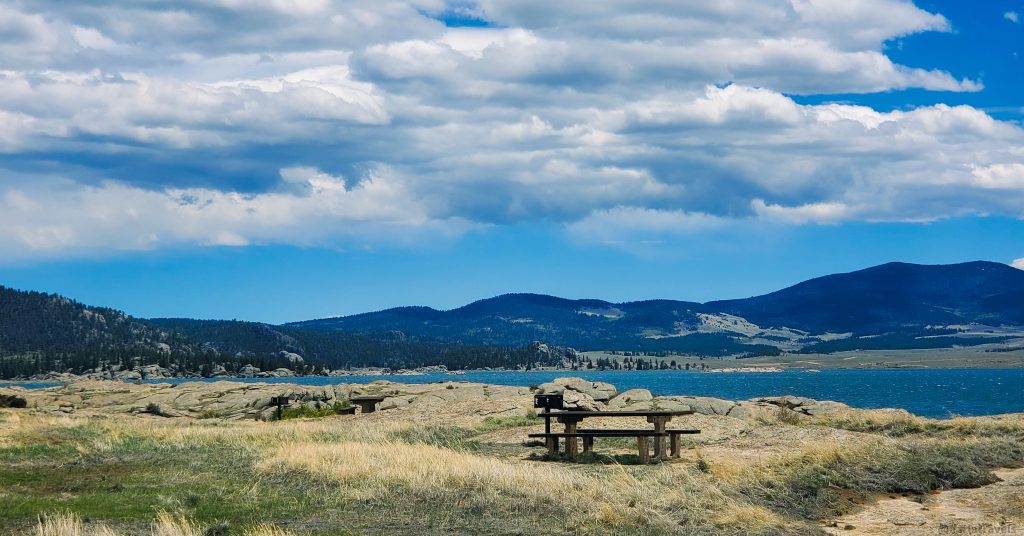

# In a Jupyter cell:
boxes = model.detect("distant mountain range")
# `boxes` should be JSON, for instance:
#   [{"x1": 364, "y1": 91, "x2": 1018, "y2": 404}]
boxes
[
  {"x1": 2, "y1": 261, "x2": 1022, "y2": 378},
  {"x1": 291, "y1": 261, "x2": 1024, "y2": 354}
]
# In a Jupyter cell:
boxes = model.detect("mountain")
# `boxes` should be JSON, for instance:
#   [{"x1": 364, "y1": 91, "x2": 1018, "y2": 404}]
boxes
[
  {"x1": 708, "y1": 261, "x2": 1024, "y2": 333},
  {"x1": 3, "y1": 261, "x2": 1022, "y2": 378},
  {"x1": 291, "y1": 261, "x2": 1024, "y2": 353},
  {"x1": 0, "y1": 288, "x2": 550, "y2": 378},
  {"x1": 290, "y1": 294, "x2": 777, "y2": 355}
]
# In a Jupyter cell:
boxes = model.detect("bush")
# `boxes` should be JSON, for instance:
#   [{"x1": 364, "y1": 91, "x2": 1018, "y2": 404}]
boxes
[
  {"x1": 276, "y1": 400, "x2": 352, "y2": 421},
  {"x1": 0, "y1": 394, "x2": 27, "y2": 408},
  {"x1": 145, "y1": 402, "x2": 167, "y2": 417}
]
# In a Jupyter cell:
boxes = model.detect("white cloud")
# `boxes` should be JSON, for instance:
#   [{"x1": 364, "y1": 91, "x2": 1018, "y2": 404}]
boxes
[
  {"x1": 567, "y1": 207, "x2": 728, "y2": 245},
  {"x1": 1006, "y1": 11, "x2": 1020, "y2": 24},
  {"x1": 970, "y1": 164, "x2": 1024, "y2": 189},
  {"x1": 0, "y1": 168, "x2": 471, "y2": 260},
  {"x1": 751, "y1": 199, "x2": 853, "y2": 224},
  {"x1": 0, "y1": 1, "x2": 1019, "y2": 259},
  {"x1": 1013, "y1": 258, "x2": 1024, "y2": 270}
]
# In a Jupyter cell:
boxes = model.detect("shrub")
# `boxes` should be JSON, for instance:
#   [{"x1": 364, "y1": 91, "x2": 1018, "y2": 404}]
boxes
[
  {"x1": 0, "y1": 394, "x2": 27, "y2": 408},
  {"x1": 276, "y1": 400, "x2": 352, "y2": 421},
  {"x1": 145, "y1": 403, "x2": 167, "y2": 417}
]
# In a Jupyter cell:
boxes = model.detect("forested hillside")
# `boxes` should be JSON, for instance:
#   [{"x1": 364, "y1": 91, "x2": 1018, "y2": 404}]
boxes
[{"x1": 0, "y1": 287, "x2": 554, "y2": 378}]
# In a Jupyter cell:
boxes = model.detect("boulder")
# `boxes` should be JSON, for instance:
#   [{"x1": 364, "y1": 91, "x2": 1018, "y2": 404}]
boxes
[
  {"x1": 669, "y1": 396, "x2": 737, "y2": 416},
  {"x1": 608, "y1": 388, "x2": 653, "y2": 409},
  {"x1": 277, "y1": 351, "x2": 304, "y2": 364},
  {"x1": 238, "y1": 364, "x2": 261, "y2": 378},
  {"x1": 538, "y1": 377, "x2": 617, "y2": 402},
  {"x1": 749, "y1": 396, "x2": 849, "y2": 416},
  {"x1": 561, "y1": 390, "x2": 602, "y2": 411},
  {"x1": 258, "y1": 368, "x2": 295, "y2": 378},
  {"x1": 378, "y1": 395, "x2": 414, "y2": 411}
]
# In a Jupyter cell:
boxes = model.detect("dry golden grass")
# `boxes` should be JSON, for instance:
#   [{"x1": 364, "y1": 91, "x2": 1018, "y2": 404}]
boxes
[
  {"x1": 242, "y1": 524, "x2": 301, "y2": 536},
  {"x1": 814, "y1": 408, "x2": 1024, "y2": 437},
  {"x1": 256, "y1": 433, "x2": 793, "y2": 533},
  {"x1": 6, "y1": 403, "x2": 1024, "y2": 536},
  {"x1": 32, "y1": 512, "x2": 301, "y2": 536}
]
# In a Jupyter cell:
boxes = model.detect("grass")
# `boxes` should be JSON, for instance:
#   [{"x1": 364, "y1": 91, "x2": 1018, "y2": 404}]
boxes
[
  {"x1": 275, "y1": 401, "x2": 352, "y2": 421},
  {"x1": 2, "y1": 400, "x2": 1023, "y2": 535},
  {"x1": 813, "y1": 408, "x2": 1024, "y2": 438},
  {"x1": 34, "y1": 512, "x2": 301, "y2": 536}
]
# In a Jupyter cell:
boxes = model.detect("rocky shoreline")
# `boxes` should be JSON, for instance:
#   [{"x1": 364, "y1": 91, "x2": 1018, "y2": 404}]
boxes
[
  {"x1": 12, "y1": 363, "x2": 465, "y2": 383},
  {"x1": 0, "y1": 375, "x2": 851, "y2": 422}
]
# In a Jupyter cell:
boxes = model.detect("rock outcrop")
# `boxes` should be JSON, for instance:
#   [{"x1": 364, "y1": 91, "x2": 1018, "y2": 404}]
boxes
[
  {"x1": 609, "y1": 393, "x2": 850, "y2": 421},
  {"x1": 536, "y1": 377, "x2": 618, "y2": 403},
  {"x1": 0, "y1": 379, "x2": 534, "y2": 421},
  {"x1": 0, "y1": 376, "x2": 851, "y2": 423},
  {"x1": 608, "y1": 388, "x2": 653, "y2": 408}
]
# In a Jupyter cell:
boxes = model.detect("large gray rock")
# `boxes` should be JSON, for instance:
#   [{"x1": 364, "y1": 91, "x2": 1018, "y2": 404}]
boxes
[
  {"x1": 667, "y1": 396, "x2": 737, "y2": 416},
  {"x1": 608, "y1": 388, "x2": 653, "y2": 409},
  {"x1": 238, "y1": 364, "x2": 261, "y2": 378},
  {"x1": 561, "y1": 390, "x2": 602, "y2": 411},
  {"x1": 749, "y1": 396, "x2": 849, "y2": 416},
  {"x1": 538, "y1": 377, "x2": 617, "y2": 402}
]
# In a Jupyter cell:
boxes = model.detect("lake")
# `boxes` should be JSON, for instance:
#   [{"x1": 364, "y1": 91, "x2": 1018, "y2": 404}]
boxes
[{"x1": 11, "y1": 368, "x2": 1024, "y2": 418}]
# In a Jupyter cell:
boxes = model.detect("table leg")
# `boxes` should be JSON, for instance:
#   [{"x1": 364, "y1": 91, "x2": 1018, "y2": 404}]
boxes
[
  {"x1": 583, "y1": 436, "x2": 594, "y2": 453},
  {"x1": 546, "y1": 436, "x2": 559, "y2": 456},
  {"x1": 649, "y1": 416, "x2": 668, "y2": 460},
  {"x1": 670, "y1": 433, "x2": 680, "y2": 458},
  {"x1": 637, "y1": 436, "x2": 650, "y2": 463},
  {"x1": 564, "y1": 421, "x2": 578, "y2": 457}
]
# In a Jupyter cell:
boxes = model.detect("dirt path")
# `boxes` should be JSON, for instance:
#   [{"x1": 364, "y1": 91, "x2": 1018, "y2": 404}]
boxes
[{"x1": 824, "y1": 467, "x2": 1024, "y2": 535}]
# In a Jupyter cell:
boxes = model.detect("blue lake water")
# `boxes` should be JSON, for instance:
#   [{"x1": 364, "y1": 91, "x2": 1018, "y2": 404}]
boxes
[{"x1": 10, "y1": 369, "x2": 1024, "y2": 418}]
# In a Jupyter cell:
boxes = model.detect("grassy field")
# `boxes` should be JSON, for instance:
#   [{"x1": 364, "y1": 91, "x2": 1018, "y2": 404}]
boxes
[{"x1": 2, "y1": 407, "x2": 1023, "y2": 535}]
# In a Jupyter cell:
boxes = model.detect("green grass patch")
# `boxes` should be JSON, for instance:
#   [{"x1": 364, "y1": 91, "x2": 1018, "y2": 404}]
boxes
[
  {"x1": 476, "y1": 415, "x2": 542, "y2": 432},
  {"x1": 736, "y1": 437, "x2": 1024, "y2": 520},
  {"x1": 389, "y1": 426, "x2": 482, "y2": 451},
  {"x1": 276, "y1": 401, "x2": 352, "y2": 420},
  {"x1": 388, "y1": 416, "x2": 542, "y2": 452}
]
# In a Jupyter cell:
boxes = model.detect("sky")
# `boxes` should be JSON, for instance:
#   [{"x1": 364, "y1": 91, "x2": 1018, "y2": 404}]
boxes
[{"x1": 0, "y1": 0, "x2": 1022, "y2": 323}]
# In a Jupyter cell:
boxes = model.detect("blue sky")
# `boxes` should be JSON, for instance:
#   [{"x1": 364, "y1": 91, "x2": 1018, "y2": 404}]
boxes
[{"x1": 0, "y1": 0, "x2": 1022, "y2": 323}]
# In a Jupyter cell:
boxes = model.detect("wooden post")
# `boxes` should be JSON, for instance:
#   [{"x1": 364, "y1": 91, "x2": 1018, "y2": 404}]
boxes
[
  {"x1": 582, "y1": 436, "x2": 594, "y2": 453},
  {"x1": 564, "y1": 420, "x2": 579, "y2": 457},
  {"x1": 546, "y1": 436, "x2": 559, "y2": 456},
  {"x1": 637, "y1": 436, "x2": 650, "y2": 463},
  {"x1": 670, "y1": 433, "x2": 680, "y2": 458},
  {"x1": 649, "y1": 416, "x2": 668, "y2": 460}
]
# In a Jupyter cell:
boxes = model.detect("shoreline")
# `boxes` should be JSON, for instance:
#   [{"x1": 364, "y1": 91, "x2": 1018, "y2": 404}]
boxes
[{"x1": 6, "y1": 362, "x2": 1024, "y2": 385}]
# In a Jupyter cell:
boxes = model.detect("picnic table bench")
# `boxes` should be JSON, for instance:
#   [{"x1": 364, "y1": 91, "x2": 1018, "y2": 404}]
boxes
[{"x1": 530, "y1": 409, "x2": 699, "y2": 463}]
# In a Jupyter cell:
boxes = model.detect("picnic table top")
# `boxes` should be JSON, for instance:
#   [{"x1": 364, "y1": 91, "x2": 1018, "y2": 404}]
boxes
[
  {"x1": 536, "y1": 410, "x2": 693, "y2": 418},
  {"x1": 349, "y1": 394, "x2": 387, "y2": 401}
]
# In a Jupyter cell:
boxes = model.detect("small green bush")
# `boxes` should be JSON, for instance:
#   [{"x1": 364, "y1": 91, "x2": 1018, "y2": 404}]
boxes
[
  {"x1": 145, "y1": 402, "x2": 166, "y2": 417},
  {"x1": 276, "y1": 400, "x2": 352, "y2": 421}
]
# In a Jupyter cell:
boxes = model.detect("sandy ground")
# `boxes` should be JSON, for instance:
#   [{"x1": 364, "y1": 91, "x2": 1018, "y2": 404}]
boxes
[{"x1": 824, "y1": 467, "x2": 1024, "y2": 535}]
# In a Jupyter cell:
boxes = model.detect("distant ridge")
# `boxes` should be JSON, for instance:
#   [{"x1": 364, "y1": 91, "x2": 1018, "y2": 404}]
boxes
[
  {"x1": 707, "y1": 261, "x2": 1024, "y2": 333},
  {"x1": 290, "y1": 261, "x2": 1024, "y2": 352},
  {"x1": 2, "y1": 261, "x2": 1022, "y2": 378}
]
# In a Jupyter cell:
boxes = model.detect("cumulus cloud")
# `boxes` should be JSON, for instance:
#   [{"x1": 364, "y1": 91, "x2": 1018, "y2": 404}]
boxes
[
  {"x1": 0, "y1": 168, "x2": 471, "y2": 260},
  {"x1": 1006, "y1": 11, "x2": 1020, "y2": 24},
  {"x1": 1013, "y1": 258, "x2": 1024, "y2": 270},
  {"x1": 0, "y1": 0, "x2": 1019, "y2": 259}
]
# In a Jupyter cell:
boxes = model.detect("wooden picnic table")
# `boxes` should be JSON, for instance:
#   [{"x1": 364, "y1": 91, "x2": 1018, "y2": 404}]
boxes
[
  {"x1": 349, "y1": 395, "x2": 386, "y2": 413},
  {"x1": 534, "y1": 410, "x2": 696, "y2": 462}
]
